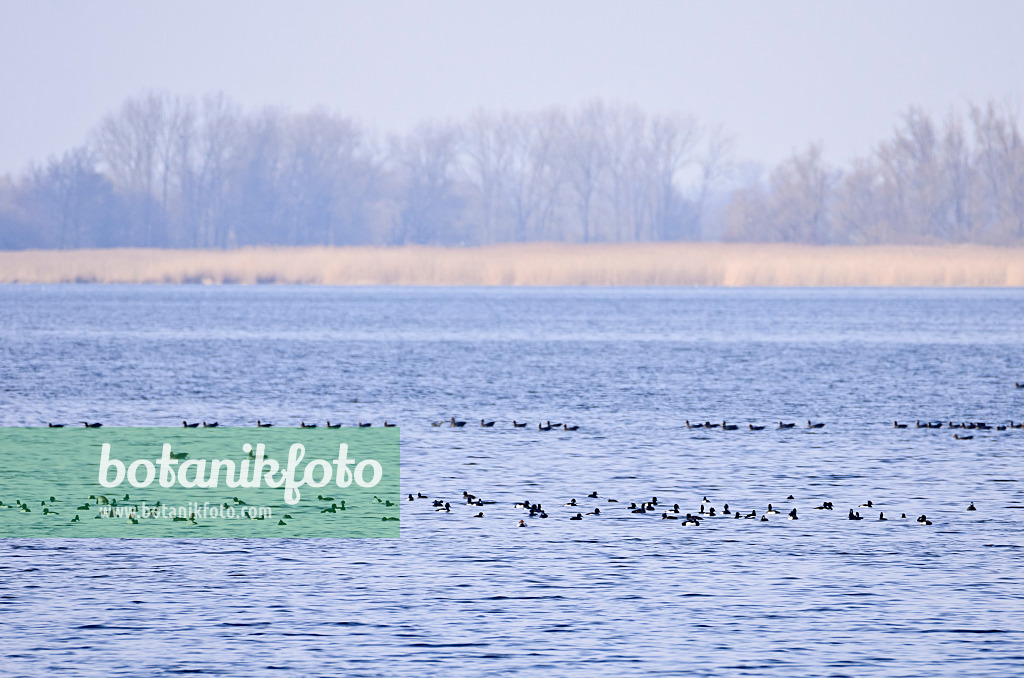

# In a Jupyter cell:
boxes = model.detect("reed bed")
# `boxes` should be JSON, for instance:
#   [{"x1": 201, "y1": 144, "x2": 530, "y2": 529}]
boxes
[{"x1": 1, "y1": 243, "x2": 1022, "y2": 286}]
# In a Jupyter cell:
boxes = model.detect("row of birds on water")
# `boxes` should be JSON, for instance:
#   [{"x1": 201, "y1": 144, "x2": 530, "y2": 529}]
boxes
[
  {"x1": 686, "y1": 420, "x2": 824, "y2": 430},
  {"x1": 409, "y1": 490, "x2": 970, "y2": 527},
  {"x1": 41, "y1": 418, "x2": 1022, "y2": 432},
  {"x1": 434, "y1": 417, "x2": 580, "y2": 431},
  {"x1": 895, "y1": 420, "x2": 1024, "y2": 439},
  {"x1": 45, "y1": 420, "x2": 398, "y2": 429}
]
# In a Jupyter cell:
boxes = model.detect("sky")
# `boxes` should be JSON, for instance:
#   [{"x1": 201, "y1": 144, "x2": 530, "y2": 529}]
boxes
[{"x1": 1, "y1": 0, "x2": 1022, "y2": 176}]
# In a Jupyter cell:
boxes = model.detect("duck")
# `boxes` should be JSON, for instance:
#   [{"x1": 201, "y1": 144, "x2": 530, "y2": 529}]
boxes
[
  {"x1": 326, "y1": 421, "x2": 342, "y2": 428},
  {"x1": 682, "y1": 515, "x2": 700, "y2": 526},
  {"x1": 743, "y1": 510, "x2": 757, "y2": 519},
  {"x1": 564, "y1": 498, "x2": 578, "y2": 507},
  {"x1": 301, "y1": 422, "x2": 317, "y2": 428},
  {"x1": 547, "y1": 421, "x2": 562, "y2": 428},
  {"x1": 587, "y1": 491, "x2": 599, "y2": 498},
  {"x1": 722, "y1": 503, "x2": 731, "y2": 515},
  {"x1": 358, "y1": 422, "x2": 372, "y2": 427},
  {"x1": 203, "y1": 421, "x2": 219, "y2": 427},
  {"x1": 916, "y1": 420, "x2": 927, "y2": 428},
  {"x1": 473, "y1": 512, "x2": 484, "y2": 518},
  {"x1": 917, "y1": 514, "x2": 932, "y2": 525},
  {"x1": 848, "y1": 509, "x2": 863, "y2": 520},
  {"x1": 894, "y1": 421, "x2": 907, "y2": 429},
  {"x1": 807, "y1": 420, "x2": 825, "y2": 429},
  {"x1": 954, "y1": 434, "x2": 973, "y2": 440},
  {"x1": 257, "y1": 420, "x2": 273, "y2": 427},
  {"x1": 766, "y1": 504, "x2": 780, "y2": 515},
  {"x1": 431, "y1": 421, "x2": 443, "y2": 427},
  {"x1": 704, "y1": 421, "x2": 721, "y2": 429},
  {"x1": 47, "y1": 423, "x2": 64, "y2": 428},
  {"x1": 512, "y1": 420, "x2": 527, "y2": 428},
  {"x1": 182, "y1": 421, "x2": 199, "y2": 428},
  {"x1": 749, "y1": 424, "x2": 765, "y2": 431},
  {"x1": 778, "y1": 421, "x2": 795, "y2": 429},
  {"x1": 563, "y1": 424, "x2": 579, "y2": 431},
  {"x1": 417, "y1": 492, "x2": 427, "y2": 499},
  {"x1": 587, "y1": 508, "x2": 601, "y2": 516},
  {"x1": 539, "y1": 423, "x2": 552, "y2": 431},
  {"x1": 317, "y1": 495, "x2": 335, "y2": 501},
  {"x1": 760, "y1": 515, "x2": 769, "y2": 522},
  {"x1": 480, "y1": 419, "x2": 495, "y2": 427},
  {"x1": 569, "y1": 513, "x2": 583, "y2": 521},
  {"x1": 686, "y1": 420, "x2": 704, "y2": 429},
  {"x1": 436, "y1": 502, "x2": 451, "y2": 512},
  {"x1": 661, "y1": 511, "x2": 678, "y2": 519},
  {"x1": 878, "y1": 512, "x2": 887, "y2": 521},
  {"x1": 518, "y1": 520, "x2": 527, "y2": 527},
  {"x1": 788, "y1": 508, "x2": 798, "y2": 520},
  {"x1": 383, "y1": 421, "x2": 397, "y2": 427},
  {"x1": 787, "y1": 494, "x2": 795, "y2": 499},
  {"x1": 449, "y1": 418, "x2": 466, "y2": 428},
  {"x1": 722, "y1": 421, "x2": 738, "y2": 431},
  {"x1": 859, "y1": 500, "x2": 873, "y2": 508},
  {"x1": 967, "y1": 502, "x2": 976, "y2": 511},
  {"x1": 82, "y1": 422, "x2": 102, "y2": 428}
]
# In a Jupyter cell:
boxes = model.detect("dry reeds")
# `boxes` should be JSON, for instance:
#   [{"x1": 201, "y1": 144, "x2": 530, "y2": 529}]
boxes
[{"x1": 0, "y1": 243, "x2": 1022, "y2": 286}]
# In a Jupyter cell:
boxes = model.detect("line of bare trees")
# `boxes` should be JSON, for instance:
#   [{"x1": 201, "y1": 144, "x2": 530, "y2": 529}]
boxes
[
  {"x1": 724, "y1": 103, "x2": 1024, "y2": 244},
  {"x1": 0, "y1": 94, "x2": 726, "y2": 249},
  {"x1": 1, "y1": 93, "x2": 1023, "y2": 249}
]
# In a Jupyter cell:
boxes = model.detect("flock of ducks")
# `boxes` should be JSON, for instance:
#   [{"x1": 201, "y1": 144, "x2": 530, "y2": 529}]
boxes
[
  {"x1": 44, "y1": 420, "x2": 399, "y2": 429},
  {"x1": 686, "y1": 420, "x2": 825, "y2": 430},
  {"x1": 411, "y1": 490, "x2": 968, "y2": 528},
  {"x1": 893, "y1": 420, "x2": 1024, "y2": 439},
  {"x1": 432, "y1": 417, "x2": 580, "y2": 431},
  {"x1": 1, "y1": 492, "x2": 400, "y2": 527}
]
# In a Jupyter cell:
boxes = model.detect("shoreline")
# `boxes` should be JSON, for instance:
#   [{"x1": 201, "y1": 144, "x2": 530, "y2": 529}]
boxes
[{"x1": 1, "y1": 243, "x2": 1022, "y2": 287}]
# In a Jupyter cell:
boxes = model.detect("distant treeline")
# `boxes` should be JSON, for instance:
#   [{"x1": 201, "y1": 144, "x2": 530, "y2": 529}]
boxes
[{"x1": 0, "y1": 93, "x2": 1022, "y2": 249}]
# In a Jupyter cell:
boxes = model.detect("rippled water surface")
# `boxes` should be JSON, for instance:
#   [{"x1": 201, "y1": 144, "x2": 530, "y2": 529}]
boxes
[{"x1": 2, "y1": 285, "x2": 1024, "y2": 676}]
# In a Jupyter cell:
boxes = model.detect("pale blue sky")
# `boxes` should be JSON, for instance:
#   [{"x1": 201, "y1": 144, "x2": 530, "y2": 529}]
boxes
[{"x1": 1, "y1": 0, "x2": 1021, "y2": 175}]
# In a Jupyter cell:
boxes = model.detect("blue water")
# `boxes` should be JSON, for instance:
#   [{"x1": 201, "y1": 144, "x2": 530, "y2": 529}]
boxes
[{"x1": 1, "y1": 285, "x2": 1024, "y2": 676}]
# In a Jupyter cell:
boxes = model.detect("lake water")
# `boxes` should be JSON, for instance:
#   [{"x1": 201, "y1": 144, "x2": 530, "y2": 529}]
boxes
[{"x1": 1, "y1": 285, "x2": 1024, "y2": 676}]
